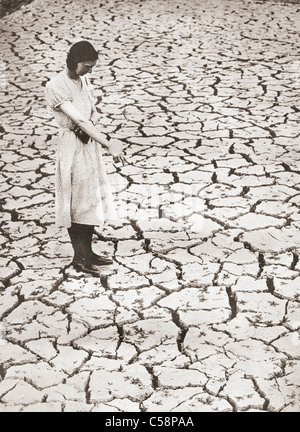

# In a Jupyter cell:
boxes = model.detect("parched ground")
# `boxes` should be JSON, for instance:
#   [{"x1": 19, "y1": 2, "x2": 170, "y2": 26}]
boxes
[
  {"x1": 0, "y1": 0, "x2": 299, "y2": 412},
  {"x1": 0, "y1": 0, "x2": 33, "y2": 18}
]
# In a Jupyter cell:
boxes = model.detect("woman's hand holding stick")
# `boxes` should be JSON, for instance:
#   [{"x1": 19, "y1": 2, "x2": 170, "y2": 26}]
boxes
[{"x1": 108, "y1": 139, "x2": 126, "y2": 166}]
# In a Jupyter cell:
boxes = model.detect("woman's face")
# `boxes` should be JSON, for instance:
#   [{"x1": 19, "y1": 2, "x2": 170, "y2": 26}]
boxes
[{"x1": 75, "y1": 60, "x2": 97, "y2": 76}]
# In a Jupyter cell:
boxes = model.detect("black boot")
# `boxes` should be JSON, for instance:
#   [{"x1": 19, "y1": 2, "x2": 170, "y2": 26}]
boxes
[
  {"x1": 85, "y1": 225, "x2": 114, "y2": 266},
  {"x1": 67, "y1": 223, "x2": 101, "y2": 276}
]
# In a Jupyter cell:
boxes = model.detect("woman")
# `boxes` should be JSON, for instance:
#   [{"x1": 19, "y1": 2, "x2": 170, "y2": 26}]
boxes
[{"x1": 45, "y1": 40, "x2": 124, "y2": 276}]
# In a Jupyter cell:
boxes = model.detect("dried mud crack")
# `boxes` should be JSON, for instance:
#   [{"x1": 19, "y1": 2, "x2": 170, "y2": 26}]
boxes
[{"x1": 0, "y1": 0, "x2": 299, "y2": 413}]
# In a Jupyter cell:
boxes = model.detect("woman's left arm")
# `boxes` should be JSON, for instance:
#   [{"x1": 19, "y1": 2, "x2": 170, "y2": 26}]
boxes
[{"x1": 86, "y1": 76, "x2": 99, "y2": 124}]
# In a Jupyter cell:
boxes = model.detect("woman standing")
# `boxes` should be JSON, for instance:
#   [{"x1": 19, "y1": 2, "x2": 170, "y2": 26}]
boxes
[{"x1": 45, "y1": 40, "x2": 124, "y2": 276}]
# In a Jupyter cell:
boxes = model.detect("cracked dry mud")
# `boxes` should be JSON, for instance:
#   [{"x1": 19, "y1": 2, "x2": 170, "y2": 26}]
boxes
[{"x1": 0, "y1": 0, "x2": 300, "y2": 413}]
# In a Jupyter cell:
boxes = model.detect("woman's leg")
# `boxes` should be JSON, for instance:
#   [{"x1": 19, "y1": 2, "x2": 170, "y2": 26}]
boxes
[
  {"x1": 67, "y1": 222, "x2": 100, "y2": 276},
  {"x1": 67, "y1": 222, "x2": 88, "y2": 264},
  {"x1": 86, "y1": 225, "x2": 113, "y2": 265}
]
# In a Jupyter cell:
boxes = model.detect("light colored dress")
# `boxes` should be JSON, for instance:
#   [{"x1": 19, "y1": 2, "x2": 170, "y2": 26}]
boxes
[{"x1": 45, "y1": 70, "x2": 116, "y2": 229}]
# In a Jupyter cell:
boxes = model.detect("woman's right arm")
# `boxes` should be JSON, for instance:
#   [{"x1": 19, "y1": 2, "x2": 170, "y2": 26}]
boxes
[{"x1": 59, "y1": 101, "x2": 124, "y2": 161}]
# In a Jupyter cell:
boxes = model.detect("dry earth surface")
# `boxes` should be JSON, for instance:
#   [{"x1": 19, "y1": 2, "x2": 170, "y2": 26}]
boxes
[{"x1": 0, "y1": 0, "x2": 300, "y2": 412}]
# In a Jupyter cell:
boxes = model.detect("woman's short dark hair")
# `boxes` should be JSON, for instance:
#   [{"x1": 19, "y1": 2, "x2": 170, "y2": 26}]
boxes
[{"x1": 67, "y1": 41, "x2": 98, "y2": 71}]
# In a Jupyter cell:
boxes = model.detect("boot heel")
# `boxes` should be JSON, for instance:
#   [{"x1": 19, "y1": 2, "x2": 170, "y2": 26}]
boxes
[{"x1": 73, "y1": 259, "x2": 101, "y2": 277}]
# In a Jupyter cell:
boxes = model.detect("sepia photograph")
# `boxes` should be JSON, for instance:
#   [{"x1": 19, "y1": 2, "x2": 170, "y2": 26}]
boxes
[{"x1": 0, "y1": 0, "x2": 299, "y2": 415}]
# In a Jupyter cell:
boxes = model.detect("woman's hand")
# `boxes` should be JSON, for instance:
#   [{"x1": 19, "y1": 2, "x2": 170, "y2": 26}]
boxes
[{"x1": 108, "y1": 140, "x2": 126, "y2": 165}]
